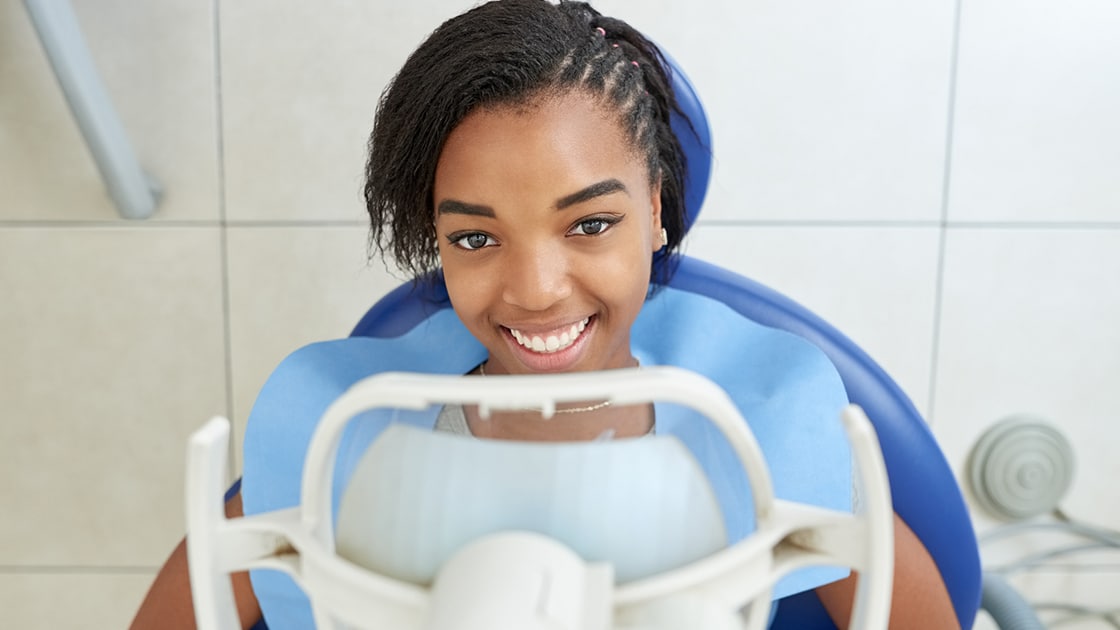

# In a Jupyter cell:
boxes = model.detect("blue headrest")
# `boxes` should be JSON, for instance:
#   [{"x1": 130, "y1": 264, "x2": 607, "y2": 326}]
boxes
[{"x1": 663, "y1": 49, "x2": 713, "y2": 232}]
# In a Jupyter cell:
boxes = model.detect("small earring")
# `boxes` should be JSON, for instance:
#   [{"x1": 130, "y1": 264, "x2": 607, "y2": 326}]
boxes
[{"x1": 660, "y1": 228, "x2": 668, "y2": 248}]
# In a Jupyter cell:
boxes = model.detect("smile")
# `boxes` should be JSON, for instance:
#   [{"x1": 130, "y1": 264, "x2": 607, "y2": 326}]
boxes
[{"x1": 506, "y1": 317, "x2": 590, "y2": 354}]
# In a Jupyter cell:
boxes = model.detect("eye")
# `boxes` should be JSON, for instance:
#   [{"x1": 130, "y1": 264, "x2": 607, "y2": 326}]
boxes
[
  {"x1": 569, "y1": 216, "x2": 620, "y2": 237},
  {"x1": 449, "y1": 232, "x2": 496, "y2": 251}
]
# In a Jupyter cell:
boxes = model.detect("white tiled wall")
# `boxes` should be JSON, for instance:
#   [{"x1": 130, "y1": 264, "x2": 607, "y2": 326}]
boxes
[
  {"x1": 2, "y1": 0, "x2": 1117, "y2": 626},
  {"x1": 948, "y1": 0, "x2": 1120, "y2": 223}
]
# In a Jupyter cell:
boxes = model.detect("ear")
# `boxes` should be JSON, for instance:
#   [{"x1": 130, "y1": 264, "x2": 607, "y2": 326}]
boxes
[{"x1": 649, "y1": 177, "x2": 663, "y2": 252}]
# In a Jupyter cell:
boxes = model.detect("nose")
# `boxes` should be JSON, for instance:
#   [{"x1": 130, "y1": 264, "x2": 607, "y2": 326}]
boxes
[{"x1": 501, "y1": 244, "x2": 572, "y2": 311}]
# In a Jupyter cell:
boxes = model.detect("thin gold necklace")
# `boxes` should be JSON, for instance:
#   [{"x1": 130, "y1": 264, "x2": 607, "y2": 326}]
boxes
[{"x1": 477, "y1": 361, "x2": 612, "y2": 414}]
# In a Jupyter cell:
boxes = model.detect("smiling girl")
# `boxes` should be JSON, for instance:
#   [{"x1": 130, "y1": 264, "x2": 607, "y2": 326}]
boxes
[
  {"x1": 428, "y1": 91, "x2": 662, "y2": 441},
  {"x1": 133, "y1": 1, "x2": 957, "y2": 628}
]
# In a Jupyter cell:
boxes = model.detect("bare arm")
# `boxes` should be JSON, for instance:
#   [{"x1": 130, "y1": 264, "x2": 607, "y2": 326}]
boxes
[
  {"x1": 131, "y1": 491, "x2": 262, "y2": 629},
  {"x1": 814, "y1": 512, "x2": 959, "y2": 630}
]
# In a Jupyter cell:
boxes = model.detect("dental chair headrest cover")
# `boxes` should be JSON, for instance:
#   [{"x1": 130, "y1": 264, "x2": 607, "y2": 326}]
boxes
[{"x1": 242, "y1": 285, "x2": 851, "y2": 629}]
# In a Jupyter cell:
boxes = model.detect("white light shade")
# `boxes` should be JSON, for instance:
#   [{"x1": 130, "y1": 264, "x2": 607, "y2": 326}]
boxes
[{"x1": 336, "y1": 423, "x2": 728, "y2": 585}]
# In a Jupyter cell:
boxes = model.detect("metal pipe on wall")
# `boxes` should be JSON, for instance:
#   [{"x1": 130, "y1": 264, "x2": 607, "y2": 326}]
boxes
[{"x1": 23, "y1": 0, "x2": 162, "y2": 220}]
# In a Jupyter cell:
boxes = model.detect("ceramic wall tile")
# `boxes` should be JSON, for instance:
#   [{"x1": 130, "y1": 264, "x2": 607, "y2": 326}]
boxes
[
  {"x1": 948, "y1": 0, "x2": 1120, "y2": 222},
  {"x1": 0, "y1": 572, "x2": 155, "y2": 629},
  {"x1": 219, "y1": 1, "x2": 475, "y2": 222},
  {"x1": 0, "y1": 227, "x2": 227, "y2": 565}
]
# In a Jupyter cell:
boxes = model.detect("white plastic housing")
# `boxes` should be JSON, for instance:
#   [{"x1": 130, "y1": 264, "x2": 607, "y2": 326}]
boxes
[{"x1": 185, "y1": 367, "x2": 893, "y2": 629}]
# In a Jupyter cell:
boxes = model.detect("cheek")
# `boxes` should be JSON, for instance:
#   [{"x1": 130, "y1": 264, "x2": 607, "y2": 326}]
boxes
[
  {"x1": 442, "y1": 269, "x2": 480, "y2": 316},
  {"x1": 442, "y1": 262, "x2": 499, "y2": 337},
  {"x1": 583, "y1": 242, "x2": 652, "y2": 314}
]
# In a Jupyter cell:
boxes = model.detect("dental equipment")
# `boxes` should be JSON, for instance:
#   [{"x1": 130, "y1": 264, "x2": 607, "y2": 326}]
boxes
[{"x1": 186, "y1": 367, "x2": 894, "y2": 629}]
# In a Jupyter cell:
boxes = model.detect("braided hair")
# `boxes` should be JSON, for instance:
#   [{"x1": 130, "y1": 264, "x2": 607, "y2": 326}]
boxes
[{"x1": 364, "y1": 0, "x2": 689, "y2": 284}]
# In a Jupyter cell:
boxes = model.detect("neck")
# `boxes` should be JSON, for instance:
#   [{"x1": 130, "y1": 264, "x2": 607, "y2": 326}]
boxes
[
  {"x1": 468, "y1": 357, "x2": 649, "y2": 440},
  {"x1": 464, "y1": 402, "x2": 653, "y2": 442}
]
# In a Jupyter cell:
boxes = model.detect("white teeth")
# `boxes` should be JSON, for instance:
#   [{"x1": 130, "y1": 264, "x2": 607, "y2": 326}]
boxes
[{"x1": 509, "y1": 317, "x2": 590, "y2": 354}]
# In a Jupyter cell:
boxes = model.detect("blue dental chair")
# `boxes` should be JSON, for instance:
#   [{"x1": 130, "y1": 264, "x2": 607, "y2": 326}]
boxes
[{"x1": 346, "y1": 57, "x2": 985, "y2": 630}]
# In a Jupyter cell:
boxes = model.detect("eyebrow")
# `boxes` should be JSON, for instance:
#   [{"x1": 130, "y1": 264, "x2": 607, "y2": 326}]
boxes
[
  {"x1": 436, "y1": 179, "x2": 629, "y2": 217},
  {"x1": 554, "y1": 179, "x2": 628, "y2": 210},
  {"x1": 436, "y1": 199, "x2": 495, "y2": 217}
]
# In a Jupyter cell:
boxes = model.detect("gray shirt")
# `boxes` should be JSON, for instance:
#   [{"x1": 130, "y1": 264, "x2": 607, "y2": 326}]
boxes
[{"x1": 433, "y1": 403, "x2": 472, "y2": 436}]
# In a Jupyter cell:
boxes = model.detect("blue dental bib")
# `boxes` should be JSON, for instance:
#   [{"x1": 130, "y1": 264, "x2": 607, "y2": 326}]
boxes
[{"x1": 242, "y1": 285, "x2": 852, "y2": 629}]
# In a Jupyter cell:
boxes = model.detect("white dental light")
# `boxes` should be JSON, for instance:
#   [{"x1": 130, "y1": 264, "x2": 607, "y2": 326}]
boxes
[{"x1": 186, "y1": 367, "x2": 894, "y2": 629}]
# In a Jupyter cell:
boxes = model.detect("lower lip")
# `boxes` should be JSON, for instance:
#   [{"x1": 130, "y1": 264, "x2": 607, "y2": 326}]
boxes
[{"x1": 502, "y1": 317, "x2": 595, "y2": 373}]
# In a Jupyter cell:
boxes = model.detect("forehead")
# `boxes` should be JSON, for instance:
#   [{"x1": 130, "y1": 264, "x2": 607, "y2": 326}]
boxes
[{"x1": 434, "y1": 91, "x2": 646, "y2": 201}]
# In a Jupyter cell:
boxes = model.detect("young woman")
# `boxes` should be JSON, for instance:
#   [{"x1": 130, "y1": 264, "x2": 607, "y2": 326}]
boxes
[{"x1": 133, "y1": 1, "x2": 958, "y2": 627}]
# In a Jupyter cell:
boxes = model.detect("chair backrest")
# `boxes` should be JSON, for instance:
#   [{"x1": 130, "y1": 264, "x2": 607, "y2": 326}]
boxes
[{"x1": 350, "y1": 51, "x2": 981, "y2": 630}]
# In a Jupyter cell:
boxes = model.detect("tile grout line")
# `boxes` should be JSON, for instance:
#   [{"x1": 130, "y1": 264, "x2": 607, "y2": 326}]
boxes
[
  {"x1": 213, "y1": 0, "x2": 237, "y2": 481},
  {"x1": 3, "y1": 219, "x2": 1119, "y2": 229},
  {"x1": 0, "y1": 220, "x2": 375, "y2": 229},
  {"x1": 0, "y1": 566, "x2": 158, "y2": 575},
  {"x1": 926, "y1": 0, "x2": 965, "y2": 426},
  {"x1": 695, "y1": 219, "x2": 944, "y2": 228},
  {"x1": 694, "y1": 220, "x2": 1120, "y2": 229}
]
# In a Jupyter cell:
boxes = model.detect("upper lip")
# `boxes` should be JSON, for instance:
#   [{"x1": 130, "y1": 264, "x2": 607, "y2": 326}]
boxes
[{"x1": 500, "y1": 316, "x2": 591, "y2": 336}]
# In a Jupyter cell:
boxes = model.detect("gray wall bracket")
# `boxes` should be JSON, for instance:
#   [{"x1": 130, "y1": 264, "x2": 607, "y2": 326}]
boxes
[{"x1": 24, "y1": 0, "x2": 163, "y2": 220}]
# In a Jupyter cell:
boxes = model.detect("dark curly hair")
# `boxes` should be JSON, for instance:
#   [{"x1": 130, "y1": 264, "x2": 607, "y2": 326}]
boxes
[{"x1": 364, "y1": 0, "x2": 689, "y2": 284}]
